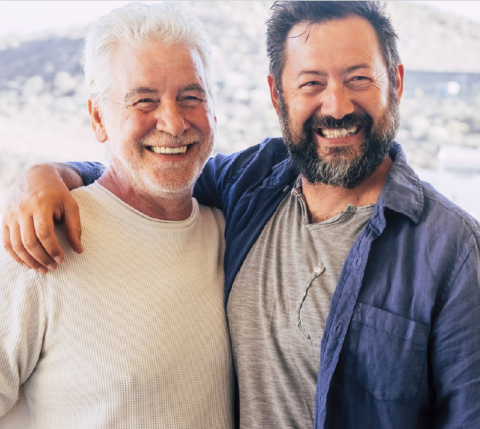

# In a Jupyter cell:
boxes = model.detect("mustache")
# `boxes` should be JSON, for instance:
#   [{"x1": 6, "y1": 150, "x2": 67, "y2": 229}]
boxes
[
  {"x1": 139, "y1": 128, "x2": 204, "y2": 147},
  {"x1": 306, "y1": 111, "x2": 373, "y2": 131}
]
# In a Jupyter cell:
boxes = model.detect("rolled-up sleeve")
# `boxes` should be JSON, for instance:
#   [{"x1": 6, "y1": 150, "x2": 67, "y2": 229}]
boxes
[{"x1": 66, "y1": 161, "x2": 106, "y2": 186}]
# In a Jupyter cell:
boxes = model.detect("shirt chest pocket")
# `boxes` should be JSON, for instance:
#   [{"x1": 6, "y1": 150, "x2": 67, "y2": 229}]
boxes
[{"x1": 344, "y1": 303, "x2": 429, "y2": 401}]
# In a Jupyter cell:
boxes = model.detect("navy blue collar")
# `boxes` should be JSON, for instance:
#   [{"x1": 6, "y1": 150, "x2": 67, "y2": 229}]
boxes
[
  {"x1": 264, "y1": 139, "x2": 424, "y2": 229},
  {"x1": 378, "y1": 143, "x2": 424, "y2": 223}
]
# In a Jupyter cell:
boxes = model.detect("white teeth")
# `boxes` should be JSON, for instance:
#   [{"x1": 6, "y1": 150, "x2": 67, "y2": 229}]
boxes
[
  {"x1": 150, "y1": 146, "x2": 188, "y2": 154},
  {"x1": 321, "y1": 126, "x2": 358, "y2": 139}
]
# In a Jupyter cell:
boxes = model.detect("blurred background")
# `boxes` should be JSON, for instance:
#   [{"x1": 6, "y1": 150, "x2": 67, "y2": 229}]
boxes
[{"x1": 1, "y1": 1, "x2": 480, "y2": 217}]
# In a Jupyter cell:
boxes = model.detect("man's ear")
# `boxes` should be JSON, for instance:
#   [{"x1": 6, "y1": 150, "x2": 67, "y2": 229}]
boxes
[
  {"x1": 395, "y1": 64, "x2": 404, "y2": 103},
  {"x1": 88, "y1": 99, "x2": 108, "y2": 143},
  {"x1": 268, "y1": 74, "x2": 280, "y2": 116}
]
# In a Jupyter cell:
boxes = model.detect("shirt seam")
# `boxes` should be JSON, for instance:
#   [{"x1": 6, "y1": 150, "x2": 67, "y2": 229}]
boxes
[
  {"x1": 425, "y1": 194, "x2": 480, "y2": 312},
  {"x1": 351, "y1": 318, "x2": 428, "y2": 346},
  {"x1": 424, "y1": 194, "x2": 480, "y2": 236},
  {"x1": 436, "y1": 234, "x2": 476, "y2": 315},
  {"x1": 85, "y1": 183, "x2": 200, "y2": 230}
]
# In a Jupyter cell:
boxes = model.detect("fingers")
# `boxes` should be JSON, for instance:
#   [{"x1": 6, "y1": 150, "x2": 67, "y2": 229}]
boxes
[
  {"x1": 22, "y1": 194, "x2": 82, "y2": 269},
  {"x1": 2, "y1": 222, "x2": 31, "y2": 269},
  {"x1": 32, "y1": 214, "x2": 64, "y2": 268},
  {"x1": 6, "y1": 218, "x2": 49, "y2": 274},
  {"x1": 2, "y1": 196, "x2": 81, "y2": 273},
  {"x1": 1, "y1": 163, "x2": 85, "y2": 272},
  {"x1": 63, "y1": 199, "x2": 83, "y2": 254}
]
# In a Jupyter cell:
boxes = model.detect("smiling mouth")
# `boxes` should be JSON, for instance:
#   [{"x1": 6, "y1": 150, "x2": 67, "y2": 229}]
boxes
[
  {"x1": 146, "y1": 144, "x2": 193, "y2": 154},
  {"x1": 317, "y1": 125, "x2": 360, "y2": 139}
]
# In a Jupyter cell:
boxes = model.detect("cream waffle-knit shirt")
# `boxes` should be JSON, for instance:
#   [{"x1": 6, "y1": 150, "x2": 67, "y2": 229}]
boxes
[{"x1": 0, "y1": 182, "x2": 234, "y2": 429}]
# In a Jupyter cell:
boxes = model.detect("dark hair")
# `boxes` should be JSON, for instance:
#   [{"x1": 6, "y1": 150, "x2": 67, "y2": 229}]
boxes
[{"x1": 266, "y1": 1, "x2": 401, "y2": 89}]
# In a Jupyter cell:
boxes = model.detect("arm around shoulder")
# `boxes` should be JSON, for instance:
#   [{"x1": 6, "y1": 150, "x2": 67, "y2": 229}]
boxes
[
  {"x1": 2, "y1": 162, "x2": 85, "y2": 273},
  {"x1": 193, "y1": 140, "x2": 273, "y2": 209}
]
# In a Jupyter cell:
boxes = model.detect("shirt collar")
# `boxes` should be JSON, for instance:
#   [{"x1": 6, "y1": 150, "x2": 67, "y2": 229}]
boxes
[
  {"x1": 370, "y1": 143, "x2": 424, "y2": 234},
  {"x1": 264, "y1": 139, "x2": 425, "y2": 226},
  {"x1": 380, "y1": 143, "x2": 424, "y2": 220}
]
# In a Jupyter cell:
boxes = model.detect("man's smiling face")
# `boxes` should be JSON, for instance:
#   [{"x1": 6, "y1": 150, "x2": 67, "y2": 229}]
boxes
[
  {"x1": 269, "y1": 15, "x2": 403, "y2": 188},
  {"x1": 95, "y1": 40, "x2": 215, "y2": 199}
]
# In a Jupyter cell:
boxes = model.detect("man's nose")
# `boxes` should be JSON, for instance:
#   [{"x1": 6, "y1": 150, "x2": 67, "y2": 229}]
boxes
[
  {"x1": 154, "y1": 100, "x2": 188, "y2": 137},
  {"x1": 319, "y1": 82, "x2": 355, "y2": 120}
]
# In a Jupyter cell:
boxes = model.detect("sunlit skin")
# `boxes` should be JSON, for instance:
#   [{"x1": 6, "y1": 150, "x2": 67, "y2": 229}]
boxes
[
  {"x1": 268, "y1": 16, "x2": 404, "y2": 222},
  {"x1": 89, "y1": 41, "x2": 216, "y2": 221}
]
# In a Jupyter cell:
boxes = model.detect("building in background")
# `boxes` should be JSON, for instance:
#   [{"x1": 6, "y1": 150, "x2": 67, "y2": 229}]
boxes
[{"x1": 0, "y1": 1, "x2": 480, "y2": 216}]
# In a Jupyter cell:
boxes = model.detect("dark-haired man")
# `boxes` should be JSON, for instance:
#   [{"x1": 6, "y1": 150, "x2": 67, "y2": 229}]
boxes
[{"x1": 3, "y1": 2, "x2": 480, "y2": 428}]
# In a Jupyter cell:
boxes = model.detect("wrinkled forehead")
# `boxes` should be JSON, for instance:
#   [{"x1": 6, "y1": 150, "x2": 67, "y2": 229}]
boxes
[
  {"x1": 110, "y1": 40, "x2": 209, "y2": 99},
  {"x1": 283, "y1": 16, "x2": 386, "y2": 73}
]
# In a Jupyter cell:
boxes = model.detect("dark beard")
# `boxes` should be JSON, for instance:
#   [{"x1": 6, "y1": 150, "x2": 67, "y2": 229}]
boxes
[{"x1": 278, "y1": 90, "x2": 400, "y2": 189}]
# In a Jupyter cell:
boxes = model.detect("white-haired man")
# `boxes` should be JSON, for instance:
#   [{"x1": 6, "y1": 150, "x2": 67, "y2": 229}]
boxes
[
  {"x1": 0, "y1": 3, "x2": 233, "y2": 428},
  {"x1": 5, "y1": 1, "x2": 480, "y2": 428}
]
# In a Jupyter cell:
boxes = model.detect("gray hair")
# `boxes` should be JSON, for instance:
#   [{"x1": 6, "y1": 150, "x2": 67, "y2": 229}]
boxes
[{"x1": 84, "y1": 2, "x2": 214, "y2": 108}]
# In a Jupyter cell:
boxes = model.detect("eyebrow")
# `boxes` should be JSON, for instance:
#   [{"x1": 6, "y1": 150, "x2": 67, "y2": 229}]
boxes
[
  {"x1": 123, "y1": 87, "x2": 158, "y2": 103},
  {"x1": 297, "y1": 70, "x2": 328, "y2": 79},
  {"x1": 181, "y1": 83, "x2": 206, "y2": 94},
  {"x1": 344, "y1": 64, "x2": 370, "y2": 74},
  {"x1": 123, "y1": 84, "x2": 206, "y2": 103},
  {"x1": 297, "y1": 64, "x2": 371, "y2": 79}
]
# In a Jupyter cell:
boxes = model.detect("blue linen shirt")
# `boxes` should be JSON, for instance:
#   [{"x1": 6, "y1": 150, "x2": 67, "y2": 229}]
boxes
[{"x1": 70, "y1": 138, "x2": 480, "y2": 428}]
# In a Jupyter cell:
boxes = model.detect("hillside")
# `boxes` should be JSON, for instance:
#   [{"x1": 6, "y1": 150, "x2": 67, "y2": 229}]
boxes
[{"x1": 1, "y1": 1, "x2": 480, "y2": 207}]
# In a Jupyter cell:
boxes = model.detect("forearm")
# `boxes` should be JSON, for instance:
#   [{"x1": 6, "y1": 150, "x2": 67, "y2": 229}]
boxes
[
  {"x1": 49, "y1": 162, "x2": 84, "y2": 190},
  {"x1": 12, "y1": 163, "x2": 83, "y2": 198},
  {"x1": 65, "y1": 161, "x2": 106, "y2": 186},
  {"x1": 26, "y1": 160, "x2": 106, "y2": 191}
]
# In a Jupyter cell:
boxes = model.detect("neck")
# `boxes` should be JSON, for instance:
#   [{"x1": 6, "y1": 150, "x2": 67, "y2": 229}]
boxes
[
  {"x1": 301, "y1": 156, "x2": 394, "y2": 223},
  {"x1": 97, "y1": 168, "x2": 193, "y2": 221}
]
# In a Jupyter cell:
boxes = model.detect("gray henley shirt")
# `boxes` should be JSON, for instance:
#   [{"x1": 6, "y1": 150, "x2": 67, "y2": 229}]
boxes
[{"x1": 227, "y1": 178, "x2": 374, "y2": 428}]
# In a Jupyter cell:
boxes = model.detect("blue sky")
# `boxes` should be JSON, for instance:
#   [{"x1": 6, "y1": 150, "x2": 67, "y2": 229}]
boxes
[{"x1": 0, "y1": 1, "x2": 480, "y2": 38}]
